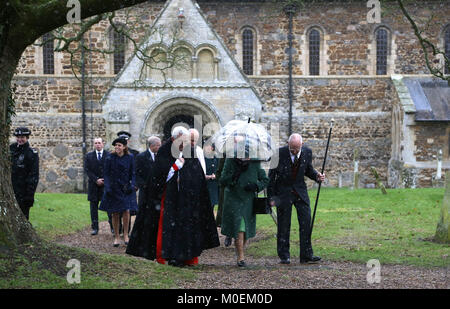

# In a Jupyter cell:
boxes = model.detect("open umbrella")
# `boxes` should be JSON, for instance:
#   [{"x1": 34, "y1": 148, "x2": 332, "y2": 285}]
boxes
[
  {"x1": 212, "y1": 119, "x2": 277, "y2": 225},
  {"x1": 212, "y1": 118, "x2": 274, "y2": 161}
]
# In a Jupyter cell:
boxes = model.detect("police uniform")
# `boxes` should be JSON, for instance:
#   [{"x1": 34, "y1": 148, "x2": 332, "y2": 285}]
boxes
[{"x1": 10, "y1": 127, "x2": 39, "y2": 220}]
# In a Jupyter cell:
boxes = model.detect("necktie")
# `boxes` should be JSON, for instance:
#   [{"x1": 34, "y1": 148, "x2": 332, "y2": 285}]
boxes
[{"x1": 97, "y1": 152, "x2": 101, "y2": 161}]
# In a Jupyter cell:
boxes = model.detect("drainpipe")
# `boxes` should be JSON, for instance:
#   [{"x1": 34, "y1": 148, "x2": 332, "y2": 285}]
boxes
[
  {"x1": 81, "y1": 36, "x2": 87, "y2": 193},
  {"x1": 284, "y1": 4, "x2": 297, "y2": 137}
]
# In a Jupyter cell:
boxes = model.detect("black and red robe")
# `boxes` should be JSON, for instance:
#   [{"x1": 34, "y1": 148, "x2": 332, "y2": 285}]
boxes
[{"x1": 157, "y1": 149, "x2": 220, "y2": 265}]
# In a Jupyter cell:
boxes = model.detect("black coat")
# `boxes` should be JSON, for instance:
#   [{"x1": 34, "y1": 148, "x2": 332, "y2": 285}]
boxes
[
  {"x1": 127, "y1": 140, "x2": 175, "y2": 260},
  {"x1": 84, "y1": 150, "x2": 108, "y2": 202},
  {"x1": 268, "y1": 145, "x2": 319, "y2": 206},
  {"x1": 10, "y1": 142, "x2": 39, "y2": 208},
  {"x1": 161, "y1": 155, "x2": 220, "y2": 261},
  {"x1": 135, "y1": 150, "x2": 156, "y2": 208}
]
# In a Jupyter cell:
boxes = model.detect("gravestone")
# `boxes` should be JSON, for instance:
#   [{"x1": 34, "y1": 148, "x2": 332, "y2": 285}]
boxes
[{"x1": 434, "y1": 171, "x2": 450, "y2": 243}]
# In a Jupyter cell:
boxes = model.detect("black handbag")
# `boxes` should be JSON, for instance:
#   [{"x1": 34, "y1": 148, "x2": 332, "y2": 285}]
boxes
[{"x1": 253, "y1": 189, "x2": 271, "y2": 215}]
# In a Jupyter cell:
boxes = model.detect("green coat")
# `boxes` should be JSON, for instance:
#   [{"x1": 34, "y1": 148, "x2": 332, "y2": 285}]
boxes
[{"x1": 219, "y1": 159, "x2": 269, "y2": 239}]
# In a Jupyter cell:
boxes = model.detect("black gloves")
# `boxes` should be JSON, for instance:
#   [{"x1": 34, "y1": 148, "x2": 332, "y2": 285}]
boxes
[{"x1": 244, "y1": 183, "x2": 258, "y2": 192}]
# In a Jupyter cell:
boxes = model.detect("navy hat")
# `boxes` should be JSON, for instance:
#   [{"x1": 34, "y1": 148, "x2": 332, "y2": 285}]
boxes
[
  {"x1": 14, "y1": 127, "x2": 31, "y2": 137},
  {"x1": 117, "y1": 131, "x2": 131, "y2": 139},
  {"x1": 112, "y1": 137, "x2": 128, "y2": 146}
]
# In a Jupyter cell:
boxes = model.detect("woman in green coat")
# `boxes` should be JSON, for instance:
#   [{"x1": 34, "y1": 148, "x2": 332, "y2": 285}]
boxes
[{"x1": 219, "y1": 158, "x2": 269, "y2": 267}]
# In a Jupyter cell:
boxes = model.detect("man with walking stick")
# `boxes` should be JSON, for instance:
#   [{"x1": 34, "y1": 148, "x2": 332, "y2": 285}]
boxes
[{"x1": 268, "y1": 133, "x2": 325, "y2": 264}]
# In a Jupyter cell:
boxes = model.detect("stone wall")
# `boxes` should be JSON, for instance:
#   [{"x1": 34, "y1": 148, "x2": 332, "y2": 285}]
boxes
[{"x1": 9, "y1": 0, "x2": 450, "y2": 192}]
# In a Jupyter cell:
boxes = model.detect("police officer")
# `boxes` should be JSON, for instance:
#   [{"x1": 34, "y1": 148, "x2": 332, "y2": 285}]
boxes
[{"x1": 10, "y1": 127, "x2": 39, "y2": 220}]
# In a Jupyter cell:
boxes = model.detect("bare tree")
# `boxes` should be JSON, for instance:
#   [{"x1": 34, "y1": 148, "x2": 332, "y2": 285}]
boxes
[
  {"x1": 394, "y1": 0, "x2": 449, "y2": 86},
  {"x1": 0, "y1": 0, "x2": 158, "y2": 251}
]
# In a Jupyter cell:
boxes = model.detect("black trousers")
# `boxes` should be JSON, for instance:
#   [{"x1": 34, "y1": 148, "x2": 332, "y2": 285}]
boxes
[
  {"x1": 90, "y1": 200, "x2": 113, "y2": 231},
  {"x1": 19, "y1": 203, "x2": 31, "y2": 220},
  {"x1": 276, "y1": 195, "x2": 313, "y2": 261}
]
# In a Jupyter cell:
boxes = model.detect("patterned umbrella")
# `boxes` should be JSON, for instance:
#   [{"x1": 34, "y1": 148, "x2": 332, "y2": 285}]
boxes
[{"x1": 212, "y1": 119, "x2": 274, "y2": 160}]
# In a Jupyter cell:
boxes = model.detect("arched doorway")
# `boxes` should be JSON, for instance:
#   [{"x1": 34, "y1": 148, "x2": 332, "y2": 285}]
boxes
[
  {"x1": 163, "y1": 114, "x2": 194, "y2": 141},
  {"x1": 140, "y1": 94, "x2": 223, "y2": 146}
]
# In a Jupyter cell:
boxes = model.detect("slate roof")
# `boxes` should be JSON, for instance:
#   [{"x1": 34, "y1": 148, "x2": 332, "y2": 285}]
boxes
[{"x1": 403, "y1": 77, "x2": 450, "y2": 122}]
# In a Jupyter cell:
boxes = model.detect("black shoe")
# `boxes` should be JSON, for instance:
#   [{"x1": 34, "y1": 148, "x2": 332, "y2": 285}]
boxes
[
  {"x1": 91, "y1": 229, "x2": 98, "y2": 236},
  {"x1": 224, "y1": 237, "x2": 232, "y2": 247},
  {"x1": 279, "y1": 258, "x2": 290, "y2": 265},
  {"x1": 113, "y1": 242, "x2": 120, "y2": 247},
  {"x1": 237, "y1": 260, "x2": 246, "y2": 267},
  {"x1": 168, "y1": 260, "x2": 184, "y2": 267},
  {"x1": 300, "y1": 256, "x2": 321, "y2": 264}
]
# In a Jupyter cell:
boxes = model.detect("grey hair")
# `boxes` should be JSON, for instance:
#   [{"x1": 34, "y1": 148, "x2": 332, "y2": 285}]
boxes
[
  {"x1": 147, "y1": 136, "x2": 161, "y2": 146},
  {"x1": 288, "y1": 133, "x2": 302, "y2": 144},
  {"x1": 171, "y1": 126, "x2": 189, "y2": 138}
]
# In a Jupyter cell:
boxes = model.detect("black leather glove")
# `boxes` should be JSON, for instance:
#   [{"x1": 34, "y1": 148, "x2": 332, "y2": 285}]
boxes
[{"x1": 244, "y1": 183, "x2": 258, "y2": 192}]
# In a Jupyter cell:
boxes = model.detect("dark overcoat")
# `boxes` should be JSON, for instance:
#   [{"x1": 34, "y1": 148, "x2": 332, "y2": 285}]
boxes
[
  {"x1": 161, "y1": 156, "x2": 220, "y2": 261},
  {"x1": 267, "y1": 145, "x2": 319, "y2": 206},
  {"x1": 135, "y1": 150, "x2": 156, "y2": 208},
  {"x1": 10, "y1": 142, "x2": 39, "y2": 208},
  {"x1": 99, "y1": 153, "x2": 138, "y2": 214},
  {"x1": 84, "y1": 150, "x2": 108, "y2": 202},
  {"x1": 126, "y1": 140, "x2": 174, "y2": 260}
]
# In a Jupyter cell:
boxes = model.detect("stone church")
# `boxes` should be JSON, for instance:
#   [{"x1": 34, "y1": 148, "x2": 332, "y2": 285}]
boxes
[{"x1": 11, "y1": 0, "x2": 450, "y2": 192}]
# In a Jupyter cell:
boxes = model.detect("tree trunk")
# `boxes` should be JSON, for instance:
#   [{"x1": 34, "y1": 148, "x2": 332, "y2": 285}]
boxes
[
  {"x1": 0, "y1": 46, "x2": 39, "y2": 253},
  {"x1": 0, "y1": 0, "x2": 150, "y2": 254}
]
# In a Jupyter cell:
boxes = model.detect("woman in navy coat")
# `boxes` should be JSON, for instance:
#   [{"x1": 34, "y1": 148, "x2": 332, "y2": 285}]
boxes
[{"x1": 100, "y1": 136, "x2": 138, "y2": 247}]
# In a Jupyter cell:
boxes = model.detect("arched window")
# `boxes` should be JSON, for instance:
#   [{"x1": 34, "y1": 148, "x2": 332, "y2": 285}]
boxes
[
  {"x1": 173, "y1": 47, "x2": 192, "y2": 81},
  {"x1": 445, "y1": 26, "x2": 450, "y2": 74},
  {"x1": 309, "y1": 29, "x2": 320, "y2": 75},
  {"x1": 110, "y1": 29, "x2": 126, "y2": 74},
  {"x1": 197, "y1": 49, "x2": 215, "y2": 82},
  {"x1": 42, "y1": 32, "x2": 54, "y2": 74},
  {"x1": 148, "y1": 48, "x2": 168, "y2": 82},
  {"x1": 242, "y1": 28, "x2": 254, "y2": 75},
  {"x1": 376, "y1": 28, "x2": 389, "y2": 75}
]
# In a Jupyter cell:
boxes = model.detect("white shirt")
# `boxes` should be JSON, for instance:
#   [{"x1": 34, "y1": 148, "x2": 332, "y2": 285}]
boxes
[
  {"x1": 96, "y1": 149, "x2": 104, "y2": 159},
  {"x1": 148, "y1": 149, "x2": 156, "y2": 161},
  {"x1": 290, "y1": 149, "x2": 301, "y2": 164}
]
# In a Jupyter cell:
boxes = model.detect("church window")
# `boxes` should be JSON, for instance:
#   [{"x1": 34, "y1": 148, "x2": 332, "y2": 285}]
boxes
[
  {"x1": 42, "y1": 33, "x2": 55, "y2": 75},
  {"x1": 444, "y1": 26, "x2": 450, "y2": 74},
  {"x1": 112, "y1": 30, "x2": 126, "y2": 74},
  {"x1": 309, "y1": 29, "x2": 320, "y2": 75},
  {"x1": 242, "y1": 28, "x2": 254, "y2": 75},
  {"x1": 376, "y1": 28, "x2": 389, "y2": 75}
]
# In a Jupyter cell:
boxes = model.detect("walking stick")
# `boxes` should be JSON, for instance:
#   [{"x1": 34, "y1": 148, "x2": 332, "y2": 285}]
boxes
[{"x1": 310, "y1": 119, "x2": 334, "y2": 237}]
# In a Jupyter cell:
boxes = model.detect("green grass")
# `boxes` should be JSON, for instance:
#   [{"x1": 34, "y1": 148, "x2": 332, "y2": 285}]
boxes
[
  {"x1": 1, "y1": 193, "x2": 196, "y2": 288},
  {"x1": 30, "y1": 193, "x2": 109, "y2": 240},
  {"x1": 0, "y1": 242, "x2": 195, "y2": 289},
  {"x1": 3, "y1": 188, "x2": 448, "y2": 289},
  {"x1": 250, "y1": 188, "x2": 449, "y2": 268}
]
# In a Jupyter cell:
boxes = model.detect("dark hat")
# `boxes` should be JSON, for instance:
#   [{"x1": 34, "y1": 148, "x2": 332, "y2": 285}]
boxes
[
  {"x1": 14, "y1": 127, "x2": 31, "y2": 137},
  {"x1": 117, "y1": 131, "x2": 131, "y2": 139},
  {"x1": 112, "y1": 137, "x2": 128, "y2": 146}
]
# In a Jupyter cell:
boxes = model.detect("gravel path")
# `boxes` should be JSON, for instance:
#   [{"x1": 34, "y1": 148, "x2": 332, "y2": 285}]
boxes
[{"x1": 56, "y1": 219, "x2": 449, "y2": 289}]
